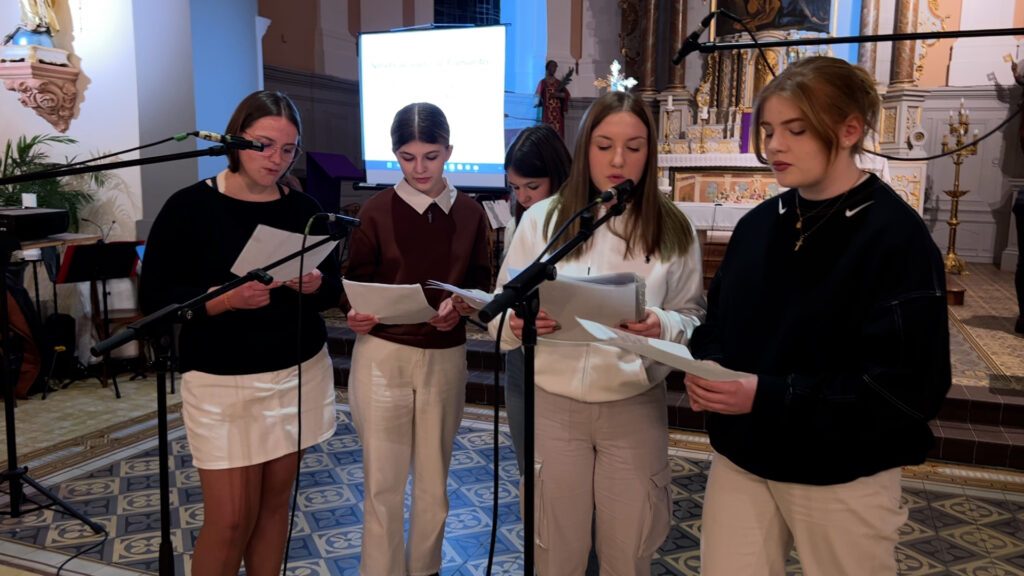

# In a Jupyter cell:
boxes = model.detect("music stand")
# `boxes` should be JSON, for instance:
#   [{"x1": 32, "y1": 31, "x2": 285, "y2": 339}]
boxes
[{"x1": 55, "y1": 241, "x2": 142, "y2": 398}]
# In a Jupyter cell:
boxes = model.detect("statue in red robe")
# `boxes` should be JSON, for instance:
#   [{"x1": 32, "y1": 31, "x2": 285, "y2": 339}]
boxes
[{"x1": 535, "y1": 60, "x2": 571, "y2": 139}]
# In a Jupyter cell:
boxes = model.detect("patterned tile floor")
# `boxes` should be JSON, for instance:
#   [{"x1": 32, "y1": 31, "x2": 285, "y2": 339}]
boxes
[{"x1": 1, "y1": 405, "x2": 1023, "y2": 575}]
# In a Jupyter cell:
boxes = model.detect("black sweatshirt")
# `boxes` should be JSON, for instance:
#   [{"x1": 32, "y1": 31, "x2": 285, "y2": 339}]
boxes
[
  {"x1": 139, "y1": 180, "x2": 342, "y2": 375},
  {"x1": 689, "y1": 174, "x2": 951, "y2": 485}
]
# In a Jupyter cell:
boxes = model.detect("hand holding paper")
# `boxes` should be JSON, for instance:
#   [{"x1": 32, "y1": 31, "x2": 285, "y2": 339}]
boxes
[
  {"x1": 424, "y1": 280, "x2": 493, "y2": 309},
  {"x1": 231, "y1": 224, "x2": 339, "y2": 282},
  {"x1": 575, "y1": 317, "x2": 750, "y2": 381},
  {"x1": 343, "y1": 279, "x2": 437, "y2": 324}
]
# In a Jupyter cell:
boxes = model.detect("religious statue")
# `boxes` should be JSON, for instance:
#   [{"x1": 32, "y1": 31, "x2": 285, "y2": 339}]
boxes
[
  {"x1": 20, "y1": 0, "x2": 60, "y2": 34},
  {"x1": 3, "y1": 0, "x2": 60, "y2": 48},
  {"x1": 535, "y1": 60, "x2": 572, "y2": 139}
]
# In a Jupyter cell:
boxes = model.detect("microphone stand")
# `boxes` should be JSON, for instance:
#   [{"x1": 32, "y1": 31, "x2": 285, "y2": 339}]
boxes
[
  {"x1": 478, "y1": 195, "x2": 627, "y2": 576},
  {"x1": 683, "y1": 26, "x2": 1024, "y2": 56},
  {"x1": 0, "y1": 142, "x2": 257, "y2": 575},
  {"x1": 91, "y1": 230, "x2": 349, "y2": 575},
  {"x1": 0, "y1": 144, "x2": 238, "y2": 576}
]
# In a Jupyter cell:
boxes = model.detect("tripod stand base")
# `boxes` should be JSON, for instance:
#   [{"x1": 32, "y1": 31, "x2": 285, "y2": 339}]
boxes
[{"x1": 0, "y1": 466, "x2": 104, "y2": 534}]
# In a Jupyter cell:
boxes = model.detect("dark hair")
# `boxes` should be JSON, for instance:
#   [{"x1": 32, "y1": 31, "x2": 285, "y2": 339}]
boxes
[
  {"x1": 752, "y1": 56, "x2": 880, "y2": 163},
  {"x1": 545, "y1": 91, "x2": 694, "y2": 261},
  {"x1": 546, "y1": 60, "x2": 557, "y2": 73},
  {"x1": 224, "y1": 90, "x2": 302, "y2": 173},
  {"x1": 390, "y1": 102, "x2": 451, "y2": 151},
  {"x1": 505, "y1": 125, "x2": 571, "y2": 221}
]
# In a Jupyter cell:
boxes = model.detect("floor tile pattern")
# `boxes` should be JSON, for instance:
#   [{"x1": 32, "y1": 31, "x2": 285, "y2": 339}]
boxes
[{"x1": 2, "y1": 406, "x2": 1023, "y2": 575}]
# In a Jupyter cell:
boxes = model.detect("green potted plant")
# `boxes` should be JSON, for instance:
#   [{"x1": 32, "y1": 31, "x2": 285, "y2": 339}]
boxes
[{"x1": 0, "y1": 134, "x2": 105, "y2": 231}]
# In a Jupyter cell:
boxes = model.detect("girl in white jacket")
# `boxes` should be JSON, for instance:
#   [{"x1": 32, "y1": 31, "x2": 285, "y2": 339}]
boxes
[{"x1": 492, "y1": 91, "x2": 706, "y2": 575}]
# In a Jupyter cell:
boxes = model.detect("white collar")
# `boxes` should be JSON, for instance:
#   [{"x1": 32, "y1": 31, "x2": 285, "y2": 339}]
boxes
[{"x1": 394, "y1": 178, "x2": 457, "y2": 214}]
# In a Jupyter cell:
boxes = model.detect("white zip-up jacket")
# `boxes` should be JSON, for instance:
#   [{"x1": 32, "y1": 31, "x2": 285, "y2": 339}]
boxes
[{"x1": 490, "y1": 196, "x2": 706, "y2": 403}]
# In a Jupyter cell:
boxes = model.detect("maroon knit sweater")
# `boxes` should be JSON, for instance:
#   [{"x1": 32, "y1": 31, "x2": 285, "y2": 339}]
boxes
[{"x1": 343, "y1": 187, "x2": 492, "y2": 349}]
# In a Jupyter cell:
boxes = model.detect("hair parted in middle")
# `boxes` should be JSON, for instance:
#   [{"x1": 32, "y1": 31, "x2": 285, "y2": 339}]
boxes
[
  {"x1": 505, "y1": 124, "x2": 572, "y2": 220},
  {"x1": 752, "y1": 56, "x2": 880, "y2": 164},
  {"x1": 390, "y1": 102, "x2": 452, "y2": 152},
  {"x1": 543, "y1": 90, "x2": 694, "y2": 262}
]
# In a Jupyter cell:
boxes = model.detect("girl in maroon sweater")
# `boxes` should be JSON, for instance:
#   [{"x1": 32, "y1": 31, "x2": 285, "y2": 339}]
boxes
[{"x1": 344, "y1": 102, "x2": 491, "y2": 576}]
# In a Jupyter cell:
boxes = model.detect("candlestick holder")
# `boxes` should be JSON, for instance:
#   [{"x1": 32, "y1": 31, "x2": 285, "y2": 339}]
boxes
[
  {"x1": 940, "y1": 100, "x2": 978, "y2": 275},
  {"x1": 660, "y1": 106, "x2": 673, "y2": 154}
]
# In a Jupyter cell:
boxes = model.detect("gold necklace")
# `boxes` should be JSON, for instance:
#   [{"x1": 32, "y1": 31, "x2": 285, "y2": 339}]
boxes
[
  {"x1": 794, "y1": 193, "x2": 843, "y2": 231},
  {"x1": 792, "y1": 172, "x2": 867, "y2": 251},
  {"x1": 793, "y1": 192, "x2": 848, "y2": 251}
]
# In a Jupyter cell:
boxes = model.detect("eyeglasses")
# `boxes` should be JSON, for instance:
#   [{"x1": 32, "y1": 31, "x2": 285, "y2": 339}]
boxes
[{"x1": 243, "y1": 133, "x2": 301, "y2": 159}]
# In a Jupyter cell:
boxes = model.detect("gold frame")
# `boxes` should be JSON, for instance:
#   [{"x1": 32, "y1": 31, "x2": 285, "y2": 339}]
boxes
[{"x1": 709, "y1": 0, "x2": 839, "y2": 40}]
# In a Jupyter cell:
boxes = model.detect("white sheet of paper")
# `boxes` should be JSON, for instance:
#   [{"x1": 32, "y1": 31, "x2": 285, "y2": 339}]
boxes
[
  {"x1": 424, "y1": 280, "x2": 493, "y2": 309},
  {"x1": 518, "y1": 271, "x2": 642, "y2": 343},
  {"x1": 576, "y1": 317, "x2": 750, "y2": 381},
  {"x1": 343, "y1": 279, "x2": 437, "y2": 324},
  {"x1": 481, "y1": 199, "x2": 512, "y2": 229},
  {"x1": 230, "y1": 224, "x2": 338, "y2": 282}
]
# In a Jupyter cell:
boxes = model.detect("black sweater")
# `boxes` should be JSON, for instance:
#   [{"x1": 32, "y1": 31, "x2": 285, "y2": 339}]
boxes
[
  {"x1": 689, "y1": 174, "x2": 951, "y2": 485},
  {"x1": 139, "y1": 180, "x2": 342, "y2": 375}
]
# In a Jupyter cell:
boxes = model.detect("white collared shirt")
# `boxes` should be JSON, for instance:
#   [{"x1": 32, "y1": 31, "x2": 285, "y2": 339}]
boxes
[{"x1": 394, "y1": 178, "x2": 457, "y2": 214}]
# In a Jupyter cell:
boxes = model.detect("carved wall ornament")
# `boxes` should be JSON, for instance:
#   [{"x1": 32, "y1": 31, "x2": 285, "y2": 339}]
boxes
[{"x1": 0, "y1": 61, "x2": 79, "y2": 132}]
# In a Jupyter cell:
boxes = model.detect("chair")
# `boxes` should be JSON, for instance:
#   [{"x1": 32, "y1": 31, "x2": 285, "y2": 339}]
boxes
[{"x1": 55, "y1": 241, "x2": 143, "y2": 398}]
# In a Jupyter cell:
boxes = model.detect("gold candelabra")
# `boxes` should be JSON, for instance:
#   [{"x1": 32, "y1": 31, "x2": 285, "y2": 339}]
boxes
[{"x1": 940, "y1": 99, "x2": 978, "y2": 275}]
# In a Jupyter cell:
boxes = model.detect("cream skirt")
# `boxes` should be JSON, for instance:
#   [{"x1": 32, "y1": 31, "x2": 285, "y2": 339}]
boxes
[{"x1": 181, "y1": 345, "x2": 336, "y2": 470}]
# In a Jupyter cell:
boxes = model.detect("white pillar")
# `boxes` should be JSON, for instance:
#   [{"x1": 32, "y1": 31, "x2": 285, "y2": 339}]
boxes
[
  {"x1": 256, "y1": 15, "x2": 271, "y2": 89},
  {"x1": 546, "y1": 0, "x2": 573, "y2": 74},
  {"x1": 576, "y1": 0, "x2": 621, "y2": 99}
]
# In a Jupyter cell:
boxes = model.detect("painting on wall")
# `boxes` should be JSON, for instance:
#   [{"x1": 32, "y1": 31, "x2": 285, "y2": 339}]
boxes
[
  {"x1": 673, "y1": 170, "x2": 782, "y2": 204},
  {"x1": 711, "y1": 0, "x2": 834, "y2": 37}
]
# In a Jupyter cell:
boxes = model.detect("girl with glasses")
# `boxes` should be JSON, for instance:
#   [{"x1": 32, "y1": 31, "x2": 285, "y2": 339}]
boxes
[{"x1": 140, "y1": 90, "x2": 341, "y2": 575}]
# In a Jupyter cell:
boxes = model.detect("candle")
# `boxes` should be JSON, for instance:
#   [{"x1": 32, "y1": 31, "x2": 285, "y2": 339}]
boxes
[
  {"x1": 949, "y1": 110, "x2": 954, "y2": 120},
  {"x1": 667, "y1": 94, "x2": 673, "y2": 109}
]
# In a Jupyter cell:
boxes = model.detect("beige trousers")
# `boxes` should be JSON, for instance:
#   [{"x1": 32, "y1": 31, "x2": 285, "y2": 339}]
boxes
[
  {"x1": 534, "y1": 384, "x2": 673, "y2": 576},
  {"x1": 349, "y1": 334, "x2": 467, "y2": 576},
  {"x1": 700, "y1": 453, "x2": 907, "y2": 576}
]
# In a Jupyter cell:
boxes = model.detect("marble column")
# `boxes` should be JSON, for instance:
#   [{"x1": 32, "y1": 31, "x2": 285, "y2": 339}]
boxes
[
  {"x1": 880, "y1": 0, "x2": 927, "y2": 159},
  {"x1": 889, "y1": 0, "x2": 918, "y2": 87},
  {"x1": 636, "y1": 0, "x2": 657, "y2": 94},
  {"x1": 857, "y1": 0, "x2": 879, "y2": 76},
  {"x1": 666, "y1": 0, "x2": 687, "y2": 90}
]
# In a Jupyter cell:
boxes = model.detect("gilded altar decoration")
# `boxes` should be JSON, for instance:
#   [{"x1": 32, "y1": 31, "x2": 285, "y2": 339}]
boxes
[{"x1": 673, "y1": 171, "x2": 781, "y2": 204}]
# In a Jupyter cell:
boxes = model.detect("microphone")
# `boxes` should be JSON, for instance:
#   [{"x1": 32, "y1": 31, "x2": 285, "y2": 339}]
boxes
[
  {"x1": 193, "y1": 131, "x2": 265, "y2": 151},
  {"x1": 599, "y1": 179, "x2": 636, "y2": 204},
  {"x1": 325, "y1": 213, "x2": 361, "y2": 228},
  {"x1": 672, "y1": 10, "x2": 718, "y2": 65}
]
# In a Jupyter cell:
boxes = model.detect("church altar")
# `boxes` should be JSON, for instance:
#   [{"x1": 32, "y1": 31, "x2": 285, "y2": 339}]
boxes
[{"x1": 663, "y1": 153, "x2": 925, "y2": 231}]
